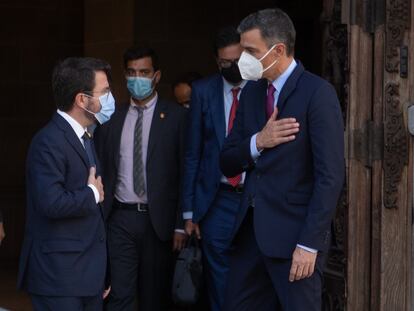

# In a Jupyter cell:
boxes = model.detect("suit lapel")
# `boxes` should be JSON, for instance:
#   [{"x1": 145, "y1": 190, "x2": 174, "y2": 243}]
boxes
[
  {"x1": 147, "y1": 98, "x2": 167, "y2": 163},
  {"x1": 209, "y1": 76, "x2": 226, "y2": 146},
  {"x1": 111, "y1": 105, "x2": 129, "y2": 171},
  {"x1": 53, "y1": 113, "x2": 89, "y2": 168},
  {"x1": 276, "y1": 61, "x2": 305, "y2": 115}
]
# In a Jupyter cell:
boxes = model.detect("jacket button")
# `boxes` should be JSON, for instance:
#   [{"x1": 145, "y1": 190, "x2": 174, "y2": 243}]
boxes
[{"x1": 100, "y1": 236, "x2": 105, "y2": 242}]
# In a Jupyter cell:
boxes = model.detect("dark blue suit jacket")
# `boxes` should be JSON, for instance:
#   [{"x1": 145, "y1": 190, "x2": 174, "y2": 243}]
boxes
[
  {"x1": 182, "y1": 74, "x2": 229, "y2": 222},
  {"x1": 18, "y1": 113, "x2": 107, "y2": 296},
  {"x1": 220, "y1": 62, "x2": 345, "y2": 258}
]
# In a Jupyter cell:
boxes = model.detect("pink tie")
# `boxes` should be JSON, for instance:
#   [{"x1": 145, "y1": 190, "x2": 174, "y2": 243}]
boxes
[{"x1": 266, "y1": 83, "x2": 276, "y2": 119}]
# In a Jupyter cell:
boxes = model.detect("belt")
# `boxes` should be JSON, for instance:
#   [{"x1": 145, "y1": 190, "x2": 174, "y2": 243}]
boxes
[
  {"x1": 113, "y1": 199, "x2": 149, "y2": 212},
  {"x1": 219, "y1": 183, "x2": 244, "y2": 194}
]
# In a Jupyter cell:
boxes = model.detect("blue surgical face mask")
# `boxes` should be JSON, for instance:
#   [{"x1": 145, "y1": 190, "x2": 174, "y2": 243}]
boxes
[
  {"x1": 82, "y1": 92, "x2": 115, "y2": 124},
  {"x1": 127, "y1": 75, "x2": 156, "y2": 100}
]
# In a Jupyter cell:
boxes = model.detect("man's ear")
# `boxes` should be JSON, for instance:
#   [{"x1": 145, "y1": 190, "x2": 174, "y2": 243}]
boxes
[
  {"x1": 154, "y1": 70, "x2": 162, "y2": 84},
  {"x1": 74, "y1": 93, "x2": 86, "y2": 109},
  {"x1": 274, "y1": 43, "x2": 287, "y2": 58}
]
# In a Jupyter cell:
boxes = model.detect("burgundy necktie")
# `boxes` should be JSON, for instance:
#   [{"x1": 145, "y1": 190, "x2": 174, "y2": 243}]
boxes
[
  {"x1": 227, "y1": 87, "x2": 242, "y2": 187},
  {"x1": 266, "y1": 83, "x2": 276, "y2": 119}
]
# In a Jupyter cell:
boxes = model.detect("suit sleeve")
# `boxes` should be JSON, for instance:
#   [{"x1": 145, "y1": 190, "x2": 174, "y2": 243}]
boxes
[
  {"x1": 181, "y1": 85, "x2": 204, "y2": 215},
  {"x1": 220, "y1": 89, "x2": 256, "y2": 177},
  {"x1": 0, "y1": 209, "x2": 2, "y2": 223},
  {"x1": 175, "y1": 108, "x2": 188, "y2": 229},
  {"x1": 297, "y1": 82, "x2": 345, "y2": 251},
  {"x1": 29, "y1": 136, "x2": 97, "y2": 219}
]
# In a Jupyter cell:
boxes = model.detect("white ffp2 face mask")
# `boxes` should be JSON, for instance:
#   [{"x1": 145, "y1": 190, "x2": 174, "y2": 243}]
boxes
[{"x1": 238, "y1": 44, "x2": 278, "y2": 81}]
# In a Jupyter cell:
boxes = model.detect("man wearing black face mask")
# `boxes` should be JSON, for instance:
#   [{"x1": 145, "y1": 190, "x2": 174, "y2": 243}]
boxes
[{"x1": 182, "y1": 26, "x2": 246, "y2": 311}]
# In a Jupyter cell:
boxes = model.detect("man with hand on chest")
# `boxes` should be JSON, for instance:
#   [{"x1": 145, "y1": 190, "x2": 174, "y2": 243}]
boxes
[{"x1": 18, "y1": 57, "x2": 114, "y2": 311}]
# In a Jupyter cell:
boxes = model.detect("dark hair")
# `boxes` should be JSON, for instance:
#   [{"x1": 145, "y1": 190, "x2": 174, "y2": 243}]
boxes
[
  {"x1": 213, "y1": 26, "x2": 240, "y2": 56},
  {"x1": 52, "y1": 57, "x2": 111, "y2": 112},
  {"x1": 123, "y1": 46, "x2": 160, "y2": 71},
  {"x1": 172, "y1": 72, "x2": 202, "y2": 90},
  {"x1": 238, "y1": 8, "x2": 296, "y2": 56}
]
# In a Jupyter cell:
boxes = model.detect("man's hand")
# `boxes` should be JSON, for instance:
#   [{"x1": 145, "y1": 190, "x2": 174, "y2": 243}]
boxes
[
  {"x1": 173, "y1": 232, "x2": 187, "y2": 252},
  {"x1": 0, "y1": 222, "x2": 5, "y2": 246},
  {"x1": 289, "y1": 247, "x2": 317, "y2": 282},
  {"x1": 256, "y1": 108, "x2": 300, "y2": 150},
  {"x1": 88, "y1": 166, "x2": 104, "y2": 203},
  {"x1": 185, "y1": 219, "x2": 201, "y2": 239},
  {"x1": 103, "y1": 286, "x2": 111, "y2": 299}
]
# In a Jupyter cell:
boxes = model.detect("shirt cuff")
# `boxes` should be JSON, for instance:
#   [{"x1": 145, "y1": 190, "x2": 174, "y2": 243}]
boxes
[
  {"x1": 175, "y1": 229, "x2": 185, "y2": 234},
  {"x1": 88, "y1": 184, "x2": 99, "y2": 204},
  {"x1": 250, "y1": 134, "x2": 261, "y2": 160},
  {"x1": 297, "y1": 244, "x2": 318, "y2": 253},
  {"x1": 183, "y1": 211, "x2": 193, "y2": 220}
]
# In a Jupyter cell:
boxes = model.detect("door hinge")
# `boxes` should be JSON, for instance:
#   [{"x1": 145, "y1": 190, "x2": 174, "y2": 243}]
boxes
[{"x1": 350, "y1": 120, "x2": 384, "y2": 167}]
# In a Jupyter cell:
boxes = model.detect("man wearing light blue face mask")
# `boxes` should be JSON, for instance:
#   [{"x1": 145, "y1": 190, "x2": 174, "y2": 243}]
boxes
[
  {"x1": 94, "y1": 47, "x2": 188, "y2": 311},
  {"x1": 19, "y1": 57, "x2": 112, "y2": 311}
]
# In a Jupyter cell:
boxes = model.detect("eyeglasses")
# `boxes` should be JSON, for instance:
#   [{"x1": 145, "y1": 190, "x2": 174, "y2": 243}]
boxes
[
  {"x1": 218, "y1": 59, "x2": 239, "y2": 69},
  {"x1": 82, "y1": 90, "x2": 111, "y2": 101}
]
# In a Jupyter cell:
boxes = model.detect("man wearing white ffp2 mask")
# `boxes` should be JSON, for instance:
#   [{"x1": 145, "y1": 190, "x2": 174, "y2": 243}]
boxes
[
  {"x1": 238, "y1": 43, "x2": 279, "y2": 81},
  {"x1": 220, "y1": 8, "x2": 344, "y2": 311}
]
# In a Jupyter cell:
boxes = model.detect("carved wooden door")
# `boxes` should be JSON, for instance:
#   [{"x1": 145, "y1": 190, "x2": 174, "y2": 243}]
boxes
[{"x1": 321, "y1": 0, "x2": 413, "y2": 310}]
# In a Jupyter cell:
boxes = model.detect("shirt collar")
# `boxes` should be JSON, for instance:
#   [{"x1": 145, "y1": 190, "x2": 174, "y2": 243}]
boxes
[
  {"x1": 272, "y1": 59, "x2": 297, "y2": 93},
  {"x1": 222, "y1": 78, "x2": 248, "y2": 95},
  {"x1": 57, "y1": 110, "x2": 87, "y2": 140},
  {"x1": 130, "y1": 93, "x2": 158, "y2": 110}
]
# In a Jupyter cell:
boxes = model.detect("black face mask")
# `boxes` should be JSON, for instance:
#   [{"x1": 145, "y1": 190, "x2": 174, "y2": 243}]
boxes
[{"x1": 221, "y1": 62, "x2": 243, "y2": 84}]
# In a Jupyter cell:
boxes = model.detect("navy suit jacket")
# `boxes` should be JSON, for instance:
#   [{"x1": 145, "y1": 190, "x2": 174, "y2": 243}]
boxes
[
  {"x1": 18, "y1": 113, "x2": 107, "y2": 296},
  {"x1": 182, "y1": 74, "x2": 230, "y2": 222},
  {"x1": 220, "y1": 62, "x2": 345, "y2": 258}
]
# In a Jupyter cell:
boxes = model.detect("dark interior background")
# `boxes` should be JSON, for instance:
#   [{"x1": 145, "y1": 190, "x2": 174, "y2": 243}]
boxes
[{"x1": 0, "y1": 0, "x2": 322, "y2": 263}]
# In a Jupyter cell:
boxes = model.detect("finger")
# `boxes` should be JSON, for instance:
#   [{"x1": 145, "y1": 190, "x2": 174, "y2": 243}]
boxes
[
  {"x1": 302, "y1": 263, "x2": 310, "y2": 279},
  {"x1": 89, "y1": 166, "x2": 96, "y2": 177},
  {"x1": 274, "y1": 122, "x2": 300, "y2": 132},
  {"x1": 173, "y1": 239, "x2": 178, "y2": 251},
  {"x1": 274, "y1": 118, "x2": 297, "y2": 126},
  {"x1": 274, "y1": 128, "x2": 300, "y2": 138},
  {"x1": 195, "y1": 226, "x2": 201, "y2": 239},
  {"x1": 97, "y1": 176, "x2": 102, "y2": 184},
  {"x1": 295, "y1": 263, "x2": 305, "y2": 281},
  {"x1": 289, "y1": 263, "x2": 298, "y2": 282}
]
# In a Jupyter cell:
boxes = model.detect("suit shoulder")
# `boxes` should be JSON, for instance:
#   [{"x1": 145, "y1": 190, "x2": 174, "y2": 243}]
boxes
[
  {"x1": 300, "y1": 71, "x2": 334, "y2": 91},
  {"x1": 192, "y1": 74, "x2": 221, "y2": 91},
  {"x1": 28, "y1": 120, "x2": 62, "y2": 153}
]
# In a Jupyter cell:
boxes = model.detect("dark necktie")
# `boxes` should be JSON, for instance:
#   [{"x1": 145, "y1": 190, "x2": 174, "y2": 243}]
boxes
[
  {"x1": 82, "y1": 131, "x2": 96, "y2": 167},
  {"x1": 266, "y1": 83, "x2": 276, "y2": 119},
  {"x1": 227, "y1": 87, "x2": 242, "y2": 187},
  {"x1": 133, "y1": 106, "x2": 146, "y2": 196}
]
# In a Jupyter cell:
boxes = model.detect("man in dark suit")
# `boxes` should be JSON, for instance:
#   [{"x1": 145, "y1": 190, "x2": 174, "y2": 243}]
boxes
[
  {"x1": 220, "y1": 9, "x2": 345, "y2": 311},
  {"x1": 18, "y1": 57, "x2": 113, "y2": 310},
  {"x1": 183, "y1": 26, "x2": 274, "y2": 311},
  {"x1": 94, "y1": 47, "x2": 187, "y2": 311}
]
